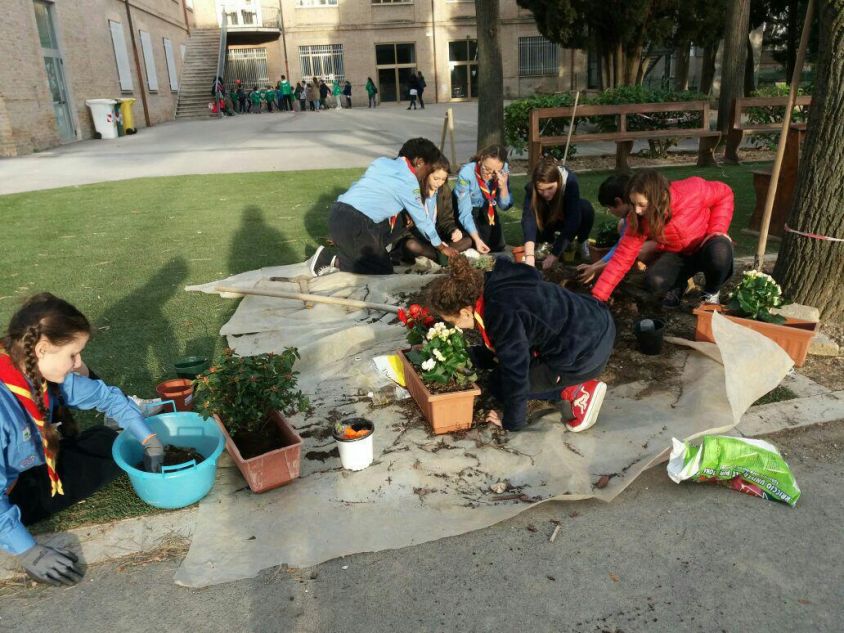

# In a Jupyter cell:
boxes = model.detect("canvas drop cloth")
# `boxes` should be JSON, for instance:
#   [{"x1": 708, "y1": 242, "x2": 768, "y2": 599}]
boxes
[{"x1": 178, "y1": 264, "x2": 794, "y2": 588}]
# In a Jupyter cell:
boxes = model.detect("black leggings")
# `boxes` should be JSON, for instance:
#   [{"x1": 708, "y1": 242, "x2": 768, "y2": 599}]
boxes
[
  {"x1": 646, "y1": 235, "x2": 734, "y2": 295},
  {"x1": 329, "y1": 202, "x2": 407, "y2": 274},
  {"x1": 9, "y1": 426, "x2": 121, "y2": 526},
  {"x1": 467, "y1": 205, "x2": 506, "y2": 252}
]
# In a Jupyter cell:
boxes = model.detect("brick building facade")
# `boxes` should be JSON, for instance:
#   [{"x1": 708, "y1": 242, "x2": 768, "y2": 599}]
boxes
[
  {"x1": 0, "y1": 0, "x2": 193, "y2": 156},
  {"x1": 194, "y1": 0, "x2": 584, "y2": 105}
]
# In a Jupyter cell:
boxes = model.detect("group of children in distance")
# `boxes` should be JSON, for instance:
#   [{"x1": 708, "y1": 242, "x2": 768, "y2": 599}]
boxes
[
  {"x1": 309, "y1": 137, "x2": 735, "y2": 433},
  {"x1": 217, "y1": 75, "x2": 367, "y2": 115},
  {"x1": 0, "y1": 137, "x2": 735, "y2": 588}
]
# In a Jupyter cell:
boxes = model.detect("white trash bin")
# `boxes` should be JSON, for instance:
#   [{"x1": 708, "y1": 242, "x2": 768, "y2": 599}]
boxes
[{"x1": 85, "y1": 99, "x2": 119, "y2": 139}]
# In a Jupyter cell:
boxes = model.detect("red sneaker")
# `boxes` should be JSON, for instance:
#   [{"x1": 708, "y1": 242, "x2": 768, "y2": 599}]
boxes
[{"x1": 560, "y1": 380, "x2": 607, "y2": 432}]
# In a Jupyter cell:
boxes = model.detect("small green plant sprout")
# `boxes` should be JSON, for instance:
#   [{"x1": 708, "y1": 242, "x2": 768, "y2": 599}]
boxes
[{"x1": 593, "y1": 218, "x2": 620, "y2": 248}]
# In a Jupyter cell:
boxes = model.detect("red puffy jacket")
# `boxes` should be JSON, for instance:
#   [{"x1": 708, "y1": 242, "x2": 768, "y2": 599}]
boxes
[{"x1": 591, "y1": 177, "x2": 734, "y2": 302}]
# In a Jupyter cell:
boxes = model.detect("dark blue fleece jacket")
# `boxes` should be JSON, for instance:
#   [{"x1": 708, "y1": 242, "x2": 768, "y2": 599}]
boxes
[
  {"x1": 521, "y1": 167, "x2": 583, "y2": 256},
  {"x1": 482, "y1": 259, "x2": 615, "y2": 430}
]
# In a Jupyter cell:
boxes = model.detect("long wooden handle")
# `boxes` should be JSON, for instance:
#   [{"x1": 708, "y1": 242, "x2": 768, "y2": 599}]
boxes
[{"x1": 214, "y1": 285, "x2": 401, "y2": 314}]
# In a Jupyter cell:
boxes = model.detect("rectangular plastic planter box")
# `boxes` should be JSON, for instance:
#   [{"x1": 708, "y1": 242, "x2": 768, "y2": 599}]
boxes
[
  {"x1": 397, "y1": 349, "x2": 481, "y2": 435},
  {"x1": 214, "y1": 410, "x2": 302, "y2": 493},
  {"x1": 693, "y1": 305, "x2": 819, "y2": 367}
]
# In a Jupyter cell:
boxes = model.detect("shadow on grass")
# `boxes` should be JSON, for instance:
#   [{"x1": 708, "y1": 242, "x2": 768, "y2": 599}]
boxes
[
  {"x1": 303, "y1": 187, "x2": 344, "y2": 255},
  {"x1": 95, "y1": 257, "x2": 188, "y2": 392},
  {"x1": 227, "y1": 205, "x2": 298, "y2": 272}
]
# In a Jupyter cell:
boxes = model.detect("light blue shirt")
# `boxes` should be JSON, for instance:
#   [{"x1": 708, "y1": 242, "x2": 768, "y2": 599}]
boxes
[
  {"x1": 454, "y1": 161, "x2": 512, "y2": 235},
  {"x1": 337, "y1": 157, "x2": 442, "y2": 247},
  {"x1": 0, "y1": 373, "x2": 152, "y2": 555}
]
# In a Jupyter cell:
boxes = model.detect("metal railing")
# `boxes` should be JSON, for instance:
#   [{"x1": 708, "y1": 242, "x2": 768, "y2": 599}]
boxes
[{"x1": 214, "y1": 10, "x2": 228, "y2": 118}]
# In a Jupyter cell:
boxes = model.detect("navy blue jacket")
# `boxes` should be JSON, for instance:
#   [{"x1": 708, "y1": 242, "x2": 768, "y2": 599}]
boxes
[
  {"x1": 482, "y1": 259, "x2": 615, "y2": 430},
  {"x1": 521, "y1": 167, "x2": 583, "y2": 256}
]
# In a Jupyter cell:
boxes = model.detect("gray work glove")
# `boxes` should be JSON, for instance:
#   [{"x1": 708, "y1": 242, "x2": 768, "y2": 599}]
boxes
[
  {"x1": 142, "y1": 433, "x2": 164, "y2": 473},
  {"x1": 18, "y1": 544, "x2": 83, "y2": 586}
]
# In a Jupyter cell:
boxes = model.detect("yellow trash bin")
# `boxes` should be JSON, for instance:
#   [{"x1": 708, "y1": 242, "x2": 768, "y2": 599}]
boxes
[{"x1": 118, "y1": 98, "x2": 137, "y2": 134}]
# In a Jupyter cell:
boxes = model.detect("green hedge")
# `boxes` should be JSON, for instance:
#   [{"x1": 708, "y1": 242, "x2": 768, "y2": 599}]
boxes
[
  {"x1": 504, "y1": 86, "x2": 709, "y2": 161},
  {"x1": 745, "y1": 84, "x2": 812, "y2": 150}
]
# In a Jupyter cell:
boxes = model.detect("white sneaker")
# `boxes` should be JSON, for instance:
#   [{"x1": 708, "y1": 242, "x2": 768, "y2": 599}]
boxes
[{"x1": 307, "y1": 246, "x2": 338, "y2": 277}]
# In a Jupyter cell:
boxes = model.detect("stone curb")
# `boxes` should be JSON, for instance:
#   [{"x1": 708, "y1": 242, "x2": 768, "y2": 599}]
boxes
[{"x1": 1, "y1": 386, "x2": 841, "y2": 582}]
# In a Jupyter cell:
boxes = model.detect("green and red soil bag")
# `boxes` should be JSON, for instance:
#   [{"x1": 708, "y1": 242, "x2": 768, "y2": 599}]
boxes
[{"x1": 667, "y1": 435, "x2": 801, "y2": 507}]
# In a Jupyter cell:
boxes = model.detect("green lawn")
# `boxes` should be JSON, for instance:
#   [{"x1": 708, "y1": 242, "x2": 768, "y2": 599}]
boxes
[{"x1": 1, "y1": 162, "x2": 774, "y2": 532}]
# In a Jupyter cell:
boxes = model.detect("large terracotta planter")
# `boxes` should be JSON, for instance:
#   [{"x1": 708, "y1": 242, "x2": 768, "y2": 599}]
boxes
[
  {"x1": 214, "y1": 410, "x2": 302, "y2": 493},
  {"x1": 693, "y1": 304, "x2": 818, "y2": 367},
  {"x1": 397, "y1": 350, "x2": 481, "y2": 435}
]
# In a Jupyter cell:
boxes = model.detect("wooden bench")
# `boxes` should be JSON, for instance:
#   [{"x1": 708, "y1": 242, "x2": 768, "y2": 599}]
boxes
[
  {"x1": 725, "y1": 95, "x2": 812, "y2": 162},
  {"x1": 528, "y1": 101, "x2": 721, "y2": 172}
]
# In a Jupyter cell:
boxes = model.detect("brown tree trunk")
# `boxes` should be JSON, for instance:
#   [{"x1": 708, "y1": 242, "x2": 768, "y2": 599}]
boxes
[
  {"x1": 717, "y1": 0, "x2": 750, "y2": 163},
  {"x1": 699, "y1": 44, "x2": 718, "y2": 94},
  {"x1": 674, "y1": 41, "x2": 690, "y2": 91},
  {"x1": 613, "y1": 43, "x2": 624, "y2": 87},
  {"x1": 475, "y1": 0, "x2": 504, "y2": 147},
  {"x1": 773, "y1": 0, "x2": 844, "y2": 322}
]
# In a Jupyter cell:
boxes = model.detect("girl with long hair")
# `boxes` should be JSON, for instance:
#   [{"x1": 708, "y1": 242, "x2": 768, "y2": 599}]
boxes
[
  {"x1": 0, "y1": 293, "x2": 163, "y2": 586},
  {"x1": 591, "y1": 169, "x2": 734, "y2": 308},
  {"x1": 394, "y1": 155, "x2": 472, "y2": 263},
  {"x1": 427, "y1": 257, "x2": 614, "y2": 432},
  {"x1": 521, "y1": 157, "x2": 595, "y2": 269},
  {"x1": 453, "y1": 144, "x2": 512, "y2": 254}
]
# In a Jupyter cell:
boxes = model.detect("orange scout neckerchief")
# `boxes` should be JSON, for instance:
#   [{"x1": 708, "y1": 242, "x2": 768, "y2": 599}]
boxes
[
  {"x1": 473, "y1": 296, "x2": 495, "y2": 352},
  {"x1": 0, "y1": 349, "x2": 63, "y2": 496},
  {"x1": 474, "y1": 163, "x2": 499, "y2": 226}
]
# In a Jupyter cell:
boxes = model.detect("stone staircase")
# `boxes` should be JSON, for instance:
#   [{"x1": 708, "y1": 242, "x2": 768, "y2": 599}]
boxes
[{"x1": 176, "y1": 28, "x2": 223, "y2": 119}]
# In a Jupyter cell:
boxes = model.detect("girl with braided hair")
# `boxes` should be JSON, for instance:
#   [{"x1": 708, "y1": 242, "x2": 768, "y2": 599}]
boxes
[
  {"x1": 0, "y1": 293, "x2": 163, "y2": 586},
  {"x1": 428, "y1": 256, "x2": 615, "y2": 432}
]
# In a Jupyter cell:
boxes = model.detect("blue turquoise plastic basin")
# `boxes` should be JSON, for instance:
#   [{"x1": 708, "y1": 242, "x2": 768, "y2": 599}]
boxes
[{"x1": 112, "y1": 411, "x2": 225, "y2": 509}]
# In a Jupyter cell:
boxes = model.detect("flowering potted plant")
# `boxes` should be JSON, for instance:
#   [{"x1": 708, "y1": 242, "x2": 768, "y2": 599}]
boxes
[
  {"x1": 396, "y1": 309, "x2": 481, "y2": 434},
  {"x1": 588, "y1": 218, "x2": 620, "y2": 263},
  {"x1": 693, "y1": 271, "x2": 818, "y2": 367},
  {"x1": 193, "y1": 348, "x2": 310, "y2": 492}
]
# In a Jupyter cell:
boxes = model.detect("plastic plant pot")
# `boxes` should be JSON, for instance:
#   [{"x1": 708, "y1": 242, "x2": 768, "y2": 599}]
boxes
[
  {"x1": 174, "y1": 356, "x2": 210, "y2": 379},
  {"x1": 155, "y1": 378, "x2": 194, "y2": 411},
  {"x1": 332, "y1": 418, "x2": 375, "y2": 471},
  {"x1": 633, "y1": 317, "x2": 666, "y2": 355}
]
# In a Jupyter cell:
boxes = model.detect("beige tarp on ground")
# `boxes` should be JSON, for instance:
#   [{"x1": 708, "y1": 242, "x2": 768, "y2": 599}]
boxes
[{"x1": 178, "y1": 265, "x2": 793, "y2": 588}]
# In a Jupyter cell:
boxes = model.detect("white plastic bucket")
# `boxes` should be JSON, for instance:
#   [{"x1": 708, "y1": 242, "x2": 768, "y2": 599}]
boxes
[
  {"x1": 85, "y1": 99, "x2": 118, "y2": 139},
  {"x1": 333, "y1": 418, "x2": 374, "y2": 471}
]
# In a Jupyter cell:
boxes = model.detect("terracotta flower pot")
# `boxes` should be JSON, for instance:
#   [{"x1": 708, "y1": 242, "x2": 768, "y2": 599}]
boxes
[
  {"x1": 693, "y1": 304, "x2": 819, "y2": 367},
  {"x1": 214, "y1": 410, "x2": 302, "y2": 493},
  {"x1": 155, "y1": 379, "x2": 194, "y2": 411},
  {"x1": 511, "y1": 246, "x2": 526, "y2": 263},
  {"x1": 588, "y1": 243, "x2": 612, "y2": 264},
  {"x1": 397, "y1": 350, "x2": 481, "y2": 435}
]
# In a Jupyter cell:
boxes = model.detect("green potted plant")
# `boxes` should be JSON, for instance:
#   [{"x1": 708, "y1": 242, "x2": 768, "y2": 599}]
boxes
[
  {"x1": 693, "y1": 271, "x2": 818, "y2": 367},
  {"x1": 396, "y1": 306, "x2": 481, "y2": 434},
  {"x1": 193, "y1": 348, "x2": 310, "y2": 492},
  {"x1": 588, "y1": 218, "x2": 620, "y2": 263}
]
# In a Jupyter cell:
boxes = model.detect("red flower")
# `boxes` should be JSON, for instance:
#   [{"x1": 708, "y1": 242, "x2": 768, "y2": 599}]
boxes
[
  {"x1": 423, "y1": 316, "x2": 436, "y2": 328},
  {"x1": 397, "y1": 309, "x2": 408, "y2": 324},
  {"x1": 409, "y1": 304, "x2": 423, "y2": 318}
]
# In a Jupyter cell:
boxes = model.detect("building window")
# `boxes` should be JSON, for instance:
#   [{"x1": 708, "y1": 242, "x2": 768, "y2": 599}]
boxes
[
  {"x1": 225, "y1": 48, "x2": 269, "y2": 89},
  {"x1": 138, "y1": 30, "x2": 159, "y2": 91},
  {"x1": 375, "y1": 43, "x2": 416, "y2": 102},
  {"x1": 296, "y1": 0, "x2": 338, "y2": 7},
  {"x1": 518, "y1": 36, "x2": 558, "y2": 77},
  {"x1": 448, "y1": 39, "x2": 478, "y2": 99},
  {"x1": 109, "y1": 20, "x2": 134, "y2": 91},
  {"x1": 299, "y1": 44, "x2": 344, "y2": 80},
  {"x1": 163, "y1": 37, "x2": 179, "y2": 92}
]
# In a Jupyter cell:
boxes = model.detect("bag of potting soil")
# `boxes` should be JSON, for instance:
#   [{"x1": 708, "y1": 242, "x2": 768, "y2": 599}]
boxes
[{"x1": 667, "y1": 435, "x2": 801, "y2": 507}]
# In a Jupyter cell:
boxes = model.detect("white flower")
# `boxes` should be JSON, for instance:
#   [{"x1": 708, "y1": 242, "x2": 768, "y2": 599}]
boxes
[
  {"x1": 421, "y1": 358, "x2": 436, "y2": 371},
  {"x1": 433, "y1": 349, "x2": 446, "y2": 361}
]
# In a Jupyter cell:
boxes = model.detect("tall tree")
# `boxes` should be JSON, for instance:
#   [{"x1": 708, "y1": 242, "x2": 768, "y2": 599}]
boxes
[
  {"x1": 718, "y1": 0, "x2": 751, "y2": 163},
  {"x1": 475, "y1": 0, "x2": 505, "y2": 147},
  {"x1": 773, "y1": 0, "x2": 844, "y2": 321}
]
